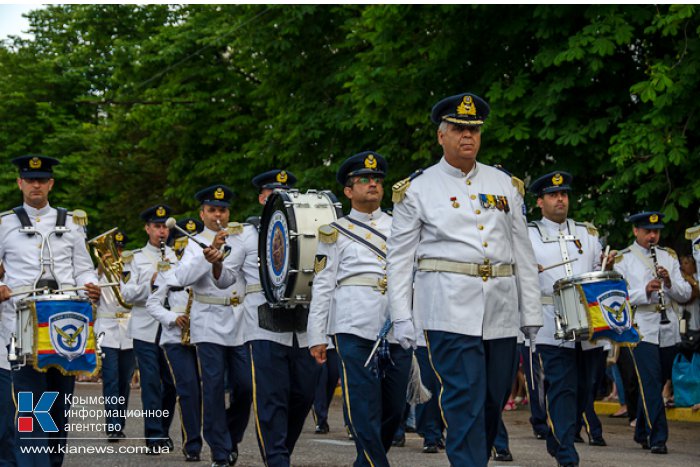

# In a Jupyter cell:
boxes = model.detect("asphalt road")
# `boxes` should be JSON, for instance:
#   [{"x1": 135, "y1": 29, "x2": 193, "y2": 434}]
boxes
[{"x1": 51, "y1": 382, "x2": 700, "y2": 466}]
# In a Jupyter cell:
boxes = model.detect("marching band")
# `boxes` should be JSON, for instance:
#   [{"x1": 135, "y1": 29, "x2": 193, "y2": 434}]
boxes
[{"x1": 0, "y1": 93, "x2": 698, "y2": 467}]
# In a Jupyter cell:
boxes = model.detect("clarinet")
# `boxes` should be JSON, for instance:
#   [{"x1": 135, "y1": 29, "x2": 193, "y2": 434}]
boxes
[
  {"x1": 648, "y1": 243, "x2": 671, "y2": 325},
  {"x1": 158, "y1": 238, "x2": 171, "y2": 272}
]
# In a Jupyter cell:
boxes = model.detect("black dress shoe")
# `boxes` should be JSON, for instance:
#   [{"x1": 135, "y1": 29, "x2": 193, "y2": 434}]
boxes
[
  {"x1": 116, "y1": 431, "x2": 126, "y2": 439},
  {"x1": 437, "y1": 438, "x2": 445, "y2": 449},
  {"x1": 212, "y1": 461, "x2": 228, "y2": 467},
  {"x1": 107, "y1": 432, "x2": 120, "y2": 443},
  {"x1": 534, "y1": 432, "x2": 546, "y2": 440},
  {"x1": 640, "y1": 441, "x2": 650, "y2": 450},
  {"x1": 145, "y1": 443, "x2": 161, "y2": 456},
  {"x1": 161, "y1": 437, "x2": 174, "y2": 451},
  {"x1": 573, "y1": 434, "x2": 584, "y2": 443},
  {"x1": 392, "y1": 434, "x2": 405, "y2": 447},
  {"x1": 423, "y1": 444, "x2": 439, "y2": 454},
  {"x1": 557, "y1": 463, "x2": 578, "y2": 467},
  {"x1": 315, "y1": 422, "x2": 330, "y2": 434},
  {"x1": 650, "y1": 444, "x2": 668, "y2": 454},
  {"x1": 185, "y1": 453, "x2": 201, "y2": 462},
  {"x1": 589, "y1": 437, "x2": 607, "y2": 447},
  {"x1": 493, "y1": 449, "x2": 513, "y2": 461},
  {"x1": 228, "y1": 448, "x2": 239, "y2": 466}
]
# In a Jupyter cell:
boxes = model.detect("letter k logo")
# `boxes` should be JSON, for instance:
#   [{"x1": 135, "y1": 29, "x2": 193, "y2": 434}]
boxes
[{"x1": 17, "y1": 392, "x2": 58, "y2": 433}]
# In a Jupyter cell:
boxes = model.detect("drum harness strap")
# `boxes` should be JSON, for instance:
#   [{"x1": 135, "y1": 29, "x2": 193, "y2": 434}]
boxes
[
  {"x1": 331, "y1": 217, "x2": 388, "y2": 293},
  {"x1": 13, "y1": 206, "x2": 68, "y2": 236},
  {"x1": 531, "y1": 219, "x2": 579, "y2": 278}
]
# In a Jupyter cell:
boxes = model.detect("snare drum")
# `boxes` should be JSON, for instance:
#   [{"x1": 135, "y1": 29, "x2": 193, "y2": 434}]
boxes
[
  {"x1": 553, "y1": 271, "x2": 637, "y2": 344},
  {"x1": 259, "y1": 189, "x2": 343, "y2": 307},
  {"x1": 14, "y1": 294, "x2": 100, "y2": 375}
]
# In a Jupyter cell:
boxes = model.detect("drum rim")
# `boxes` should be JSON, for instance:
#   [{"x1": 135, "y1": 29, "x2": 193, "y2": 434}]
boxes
[
  {"x1": 553, "y1": 270, "x2": 624, "y2": 291},
  {"x1": 18, "y1": 293, "x2": 91, "y2": 303}
]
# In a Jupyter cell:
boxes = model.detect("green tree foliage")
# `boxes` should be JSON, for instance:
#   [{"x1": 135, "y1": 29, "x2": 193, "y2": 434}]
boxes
[{"x1": 0, "y1": 5, "x2": 698, "y2": 252}]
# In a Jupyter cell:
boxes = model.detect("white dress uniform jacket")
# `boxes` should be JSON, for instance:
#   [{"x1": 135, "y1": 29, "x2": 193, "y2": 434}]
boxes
[
  {"x1": 528, "y1": 217, "x2": 603, "y2": 349},
  {"x1": 146, "y1": 267, "x2": 190, "y2": 346},
  {"x1": 614, "y1": 242, "x2": 691, "y2": 347},
  {"x1": 388, "y1": 159, "x2": 542, "y2": 339},
  {"x1": 94, "y1": 271, "x2": 133, "y2": 350},
  {"x1": 121, "y1": 243, "x2": 176, "y2": 343},
  {"x1": 308, "y1": 208, "x2": 396, "y2": 347},
  {"x1": 0, "y1": 203, "x2": 98, "y2": 342},
  {"x1": 217, "y1": 224, "x2": 307, "y2": 347},
  {"x1": 174, "y1": 227, "x2": 245, "y2": 347}
]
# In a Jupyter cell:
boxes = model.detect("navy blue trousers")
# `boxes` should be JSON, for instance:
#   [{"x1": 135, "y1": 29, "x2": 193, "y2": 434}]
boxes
[
  {"x1": 335, "y1": 334, "x2": 411, "y2": 467},
  {"x1": 0, "y1": 368, "x2": 16, "y2": 467},
  {"x1": 100, "y1": 347, "x2": 135, "y2": 434},
  {"x1": 132, "y1": 339, "x2": 176, "y2": 444},
  {"x1": 424, "y1": 332, "x2": 517, "y2": 467},
  {"x1": 631, "y1": 343, "x2": 677, "y2": 447},
  {"x1": 12, "y1": 367, "x2": 74, "y2": 467},
  {"x1": 250, "y1": 338, "x2": 320, "y2": 467},
  {"x1": 520, "y1": 344, "x2": 548, "y2": 437},
  {"x1": 312, "y1": 349, "x2": 339, "y2": 428},
  {"x1": 197, "y1": 343, "x2": 252, "y2": 462},
  {"x1": 414, "y1": 346, "x2": 443, "y2": 446},
  {"x1": 576, "y1": 345, "x2": 604, "y2": 440},
  {"x1": 162, "y1": 343, "x2": 202, "y2": 457},
  {"x1": 539, "y1": 345, "x2": 579, "y2": 465},
  {"x1": 493, "y1": 418, "x2": 510, "y2": 454}
]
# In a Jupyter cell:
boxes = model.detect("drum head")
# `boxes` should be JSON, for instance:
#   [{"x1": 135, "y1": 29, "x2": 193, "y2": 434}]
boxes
[{"x1": 259, "y1": 191, "x2": 297, "y2": 306}]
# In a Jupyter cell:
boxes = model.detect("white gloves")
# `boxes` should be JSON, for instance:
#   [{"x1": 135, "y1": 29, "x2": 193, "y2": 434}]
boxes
[
  {"x1": 393, "y1": 319, "x2": 417, "y2": 350},
  {"x1": 521, "y1": 326, "x2": 540, "y2": 352}
]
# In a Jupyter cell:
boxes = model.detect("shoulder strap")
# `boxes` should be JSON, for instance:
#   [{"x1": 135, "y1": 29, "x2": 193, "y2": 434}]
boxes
[
  {"x1": 331, "y1": 217, "x2": 387, "y2": 260},
  {"x1": 12, "y1": 206, "x2": 34, "y2": 235},
  {"x1": 55, "y1": 207, "x2": 68, "y2": 237}
]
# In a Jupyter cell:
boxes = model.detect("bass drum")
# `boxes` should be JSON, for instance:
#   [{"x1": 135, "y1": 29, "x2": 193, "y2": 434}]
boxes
[{"x1": 259, "y1": 189, "x2": 343, "y2": 307}]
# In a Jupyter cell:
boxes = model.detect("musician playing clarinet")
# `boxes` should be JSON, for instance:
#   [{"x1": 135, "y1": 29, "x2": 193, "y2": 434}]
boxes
[
  {"x1": 614, "y1": 211, "x2": 691, "y2": 454},
  {"x1": 0, "y1": 155, "x2": 100, "y2": 467},
  {"x1": 527, "y1": 171, "x2": 616, "y2": 467},
  {"x1": 120, "y1": 204, "x2": 177, "y2": 454}
]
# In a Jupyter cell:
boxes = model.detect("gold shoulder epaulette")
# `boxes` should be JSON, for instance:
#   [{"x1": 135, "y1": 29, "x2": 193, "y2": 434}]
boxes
[
  {"x1": 584, "y1": 222, "x2": 598, "y2": 237},
  {"x1": 121, "y1": 250, "x2": 134, "y2": 264},
  {"x1": 70, "y1": 209, "x2": 88, "y2": 227},
  {"x1": 392, "y1": 168, "x2": 424, "y2": 204},
  {"x1": 318, "y1": 224, "x2": 338, "y2": 244},
  {"x1": 614, "y1": 248, "x2": 630, "y2": 264},
  {"x1": 226, "y1": 222, "x2": 244, "y2": 235},
  {"x1": 661, "y1": 246, "x2": 678, "y2": 259},
  {"x1": 511, "y1": 176, "x2": 525, "y2": 198},
  {"x1": 685, "y1": 225, "x2": 700, "y2": 241}
]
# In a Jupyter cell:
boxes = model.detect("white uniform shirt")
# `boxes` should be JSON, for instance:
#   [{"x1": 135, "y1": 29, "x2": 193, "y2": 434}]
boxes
[
  {"x1": 308, "y1": 208, "x2": 395, "y2": 347},
  {"x1": 528, "y1": 217, "x2": 604, "y2": 349},
  {"x1": 94, "y1": 270, "x2": 133, "y2": 350},
  {"x1": 174, "y1": 228, "x2": 245, "y2": 347},
  {"x1": 614, "y1": 242, "x2": 691, "y2": 346},
  {"x1": 217, "y1": 224, "x2": 307, "y2": 347},
  {"x1": 147, "y1": 266, "x2": 190, "y2": 346},
  {"x1": 387, "y1": 158, "x2": 542, "y2": 339},
  {"x1": 121, "y1": 242, "x2": 176, "y2": 343}
]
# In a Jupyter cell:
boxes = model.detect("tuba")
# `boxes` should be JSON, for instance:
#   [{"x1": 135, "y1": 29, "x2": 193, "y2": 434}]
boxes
[{"x1": 88, "y1": 228, "x2": 132, "y2": 310}]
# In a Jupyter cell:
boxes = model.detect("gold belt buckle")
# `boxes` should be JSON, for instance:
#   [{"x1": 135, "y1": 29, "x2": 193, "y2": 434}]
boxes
[
  {"x1": 230, "y1": 292, "x2": 240, "y2": 307},
  {"x1": 479, "y1": 259, "x2": 492, "y2": 282},
  {"x1": 115, "y1": 312, "x2": 126, "y2": 319},
  {"x1": 377, "y1": 276, "x2": 388, "y2": 295}
]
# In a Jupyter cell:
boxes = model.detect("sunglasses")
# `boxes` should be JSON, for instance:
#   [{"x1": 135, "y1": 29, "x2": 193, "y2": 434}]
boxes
[{"x1": 351, "y1": 176, "x2": 384, "y2": 185}]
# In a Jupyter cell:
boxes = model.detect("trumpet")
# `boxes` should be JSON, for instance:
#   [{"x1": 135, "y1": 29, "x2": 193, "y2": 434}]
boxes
[{"x1": 649, "y1": 243, "x2": 671, "y2": 325}]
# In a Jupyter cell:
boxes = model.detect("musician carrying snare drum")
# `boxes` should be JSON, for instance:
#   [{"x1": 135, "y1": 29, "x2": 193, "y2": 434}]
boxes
[
  {"x1": 0, "y1": 155, "x2": 100, "y2": 467},
  {"x1": 527, "y1": 171, "x2": 617, "y2": 467},
  {"x1": 614, "y1": 212, "x2": 691, "y2": 454}
]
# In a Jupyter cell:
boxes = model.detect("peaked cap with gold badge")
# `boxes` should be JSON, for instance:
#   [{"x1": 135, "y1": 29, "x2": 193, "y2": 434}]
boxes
[
  {"x1": 627, "y1": 211, "x2": 665, "y2": 230},
  {"x1": 11, "y1": 154, "x2": 60, "y2": 179},
  {"x1": 194, "y1": 184, "x2": 234, "y2": 207},
  {"x1": 140, "y1": 204, "x2": 173, "y2": 223},
  {"x1": 336, "y1": 151, "x2": 388, "y2": 185},
  {"x1": 251, "y1": 170, "x2": 297, "y2": 191},
  {"x1": 528, "y1": 171, "x2": 573, "y2": 196},
  {"x1": 430, "y1": 92, "x2": 491, "y2": 126}
]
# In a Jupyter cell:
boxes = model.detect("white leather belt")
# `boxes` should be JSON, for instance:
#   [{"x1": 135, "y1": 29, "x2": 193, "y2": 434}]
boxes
[
  {"x1": 97, "y1": 311, "x2": 130, "y2": 319},
  {"x1": 338, "y1": 274, "x2": 388, "y2": 293},
  {"x1": 541, "y1": 296, "x2": 554, "y2": 305},
  {"x1": 245, "y1": 284, "x2": 263, "y2": 294},
  {"x1": 170, "y1": 306, "x2": 186, "y2": 315},
  {"x1": 417, "y1": 258, "x2": 514, "y2": 281},
  {"x1": 193, "y1": 292, "x2": 240, "y2": 306},
  {"x1": 635, "y1": 304, "x2": 661, "y2": 313}
]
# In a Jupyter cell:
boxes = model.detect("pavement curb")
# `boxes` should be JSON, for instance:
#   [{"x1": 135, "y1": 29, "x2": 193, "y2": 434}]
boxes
[{"x1": 594, "y1": 401, "x2": 700, "y2": 422}]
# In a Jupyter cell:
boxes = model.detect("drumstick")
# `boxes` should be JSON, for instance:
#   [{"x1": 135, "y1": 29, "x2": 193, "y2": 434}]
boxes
[
  {"x1": 53, "y1": 282, "x2": 119, "y2": 294},
  {"x1": 600, "y1": 245, "x2": 611, "y2": 271},
  {"x1": 165, "y1": 217, "x2": 209, "y2": 249},
  {"x1": 9, "y1": 287, "x2": 49, "y2": 298},
  {"x1": 540, "y1": 258, "x2": 578, "y2": 272}
]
